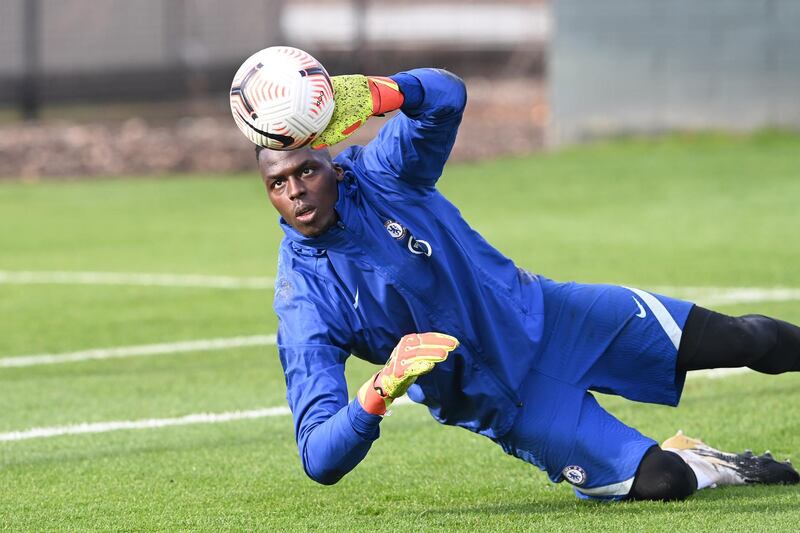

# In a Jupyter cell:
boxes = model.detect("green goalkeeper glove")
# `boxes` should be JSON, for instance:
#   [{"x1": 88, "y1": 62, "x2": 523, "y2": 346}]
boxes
[
  {"x1": 358, "y1": 332, "x2": 459, "y2": 415},
  {"x1": 312, "y1": 75, "x2": 404, "y2": 149}
]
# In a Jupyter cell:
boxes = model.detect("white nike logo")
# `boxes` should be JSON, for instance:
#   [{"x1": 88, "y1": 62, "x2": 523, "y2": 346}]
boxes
[
  {"x1": 353, "y1": 287, "x2": 359, "y2": 309},
  {"x1": 632, "y1": 296, "x2": 646, "y2": 318}
]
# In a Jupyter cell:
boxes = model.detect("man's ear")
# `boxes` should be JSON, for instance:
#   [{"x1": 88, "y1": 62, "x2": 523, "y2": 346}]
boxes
[{"x1": 333, "y1": 163, "x2": 344, "y2": 181}]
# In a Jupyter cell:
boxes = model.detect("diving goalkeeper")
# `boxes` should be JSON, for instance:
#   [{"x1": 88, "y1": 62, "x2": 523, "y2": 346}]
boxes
[{"x1": 256, "y1": 68, "x2": 800, "y2": 501}]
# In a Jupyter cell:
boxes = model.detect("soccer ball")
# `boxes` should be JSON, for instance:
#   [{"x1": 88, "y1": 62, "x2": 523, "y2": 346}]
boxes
[{"x1": 230, "y1": 46, "x2": 335, "y2": 151}]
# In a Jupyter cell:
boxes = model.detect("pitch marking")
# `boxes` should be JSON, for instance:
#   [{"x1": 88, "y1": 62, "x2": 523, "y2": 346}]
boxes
[
  {"x1": 0, "y1": 335, "x2": 277, "y2": 368},
  {"x1": 2, "y1": 272, "x2": 799, "y2": 307},
  {"x1": 656, "y1": 286, "x2": 800, "y2": 307},
  {"x1": 0, "y1": 408, "x2": 291, "y2": 442},
  {"x1": 0, "y1": 397, "x2": 415, "y2": 442},
  {"x1": 0, "y1": 271, "x2": 274, "y2": 290},
  {"x1": 689, "y1": 367, "x2": 752, "y2": 380}
]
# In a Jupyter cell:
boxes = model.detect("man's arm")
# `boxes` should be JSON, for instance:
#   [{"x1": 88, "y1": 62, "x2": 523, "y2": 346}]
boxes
[
  {"x1": 281, "y1": 331, "x2": 458, "y2": 484},
  {"x1": 279, "y1": 342, "x2": 382, "y2": 485},
  {"x1": 275, "y1": 250, "x2": 457, "y2": 484},
  {"x1": 275, "y1": 265, "x2": 382, "y2": 485},
  {"x1": 316, "y1": 68, "x2": 467, "y2": 189},
  {"x1": 360, "y1": 68, "x2": 467, "y2": 189}
]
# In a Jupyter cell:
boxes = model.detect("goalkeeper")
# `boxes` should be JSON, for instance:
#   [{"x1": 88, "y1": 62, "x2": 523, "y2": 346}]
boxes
[{"x1": 257, "y1": 68, "x2": 800, "y2": 501}]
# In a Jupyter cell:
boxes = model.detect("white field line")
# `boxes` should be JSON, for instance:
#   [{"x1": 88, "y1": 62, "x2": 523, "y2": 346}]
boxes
[
  {"x1": 689, "y1": 367, "x2": 753, "y2": 380},
  {"x1": 0, "y1": 370, "x2": 757, "y2": 442},
  {"x1": 0, "y1": 270, "x2": 274, "y2": 290},
  {"x1": 0, "y1": 407, "x2": 291, "y2": 442},
  {"x1": 0, "y1": 279, "x2": 795, "y2": 369},
  {"x1": 0, "y1": 335, "x2": 277, "y2": 368},
  {"x1": 655, "y1": 286, "x2": 800, "y2": 307},
  {"x1": 3, "y1": 285, "x2": 800, "y2": 368},
  {"x1": 0, "y1": 397, "x2": 415, "y2": 442},
  {"x1": 0, "y1": 277, "x2": 782, "y2": 442},
  {"x1": 1, "y1": 272, "x2": 798, "y2": 306}
]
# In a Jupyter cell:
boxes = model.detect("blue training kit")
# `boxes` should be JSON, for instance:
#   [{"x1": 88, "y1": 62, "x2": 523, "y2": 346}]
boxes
[{"x1": 273, "y1": 68, "x2": 694, "y2": 497}]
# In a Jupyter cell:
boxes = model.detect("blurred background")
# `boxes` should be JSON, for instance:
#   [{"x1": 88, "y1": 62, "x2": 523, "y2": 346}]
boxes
[{"x1": 0, "y1": 0, "x2": 798, "y2": 179}]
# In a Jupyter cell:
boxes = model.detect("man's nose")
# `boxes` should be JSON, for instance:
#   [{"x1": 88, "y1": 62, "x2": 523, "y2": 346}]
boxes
[{"x1": 287, "y1": 176, "x2": 306, "y2": 200}]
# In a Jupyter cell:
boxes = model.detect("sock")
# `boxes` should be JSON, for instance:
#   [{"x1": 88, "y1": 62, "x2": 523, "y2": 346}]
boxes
[{"x1": 666, "y1": 448, "x2": 744, "y2": 489}]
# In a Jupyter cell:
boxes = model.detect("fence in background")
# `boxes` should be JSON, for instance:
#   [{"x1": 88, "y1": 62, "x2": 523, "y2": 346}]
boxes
[
  {"x1": 0, "y1": 0, "x2": 548, "y2": 118},
  {"x1": 550, "y1": 0, "x2": 800, "y2": 144},
  {"x1": 4, "y1": 0, "x2": 798, "y2": 153}
]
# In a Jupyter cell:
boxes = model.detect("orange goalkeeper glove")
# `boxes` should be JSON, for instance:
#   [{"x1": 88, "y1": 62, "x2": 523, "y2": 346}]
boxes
[
  {"x1": 311, "y1": 75, "x2": 404, "y2": 149},
  {"x1": 357, "y1": 332, "x2": 459, "y2": 415}
]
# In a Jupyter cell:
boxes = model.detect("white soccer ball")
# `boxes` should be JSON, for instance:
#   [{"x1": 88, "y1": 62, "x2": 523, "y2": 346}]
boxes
[{"x1": 230, "y1": 46, "x2": 335, "y2": 151}]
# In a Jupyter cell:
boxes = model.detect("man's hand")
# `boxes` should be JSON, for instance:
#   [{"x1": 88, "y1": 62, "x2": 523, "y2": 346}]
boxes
[
  {"x1": 312, "y1": 75, "x2": 404, "y2": 149},
  {"x1": 358, "y1": 332, "x2": 459, "y2": 415}
]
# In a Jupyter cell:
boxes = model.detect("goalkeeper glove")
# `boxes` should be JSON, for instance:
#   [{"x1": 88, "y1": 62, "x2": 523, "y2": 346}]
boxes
[
  {"x1": 357, "y1": 332, "x2": 459, "y2": 416},
  {"x1": 312, "y1": 75, "x2": 404, "y2": 149}
]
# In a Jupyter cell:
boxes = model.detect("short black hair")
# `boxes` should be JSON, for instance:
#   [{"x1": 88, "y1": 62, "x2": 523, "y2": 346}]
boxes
[{"x1": 255, "y1": 145, "x2": 335, "y2": 167}]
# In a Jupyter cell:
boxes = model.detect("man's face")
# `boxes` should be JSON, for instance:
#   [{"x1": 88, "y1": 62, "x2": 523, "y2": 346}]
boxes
[{"x1": 258, "y1": 147, "x2": 343, "y2": 237}]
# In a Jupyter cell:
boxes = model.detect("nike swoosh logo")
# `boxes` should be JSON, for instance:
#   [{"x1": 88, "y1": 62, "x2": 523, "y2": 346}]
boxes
[
  {"x1": 353, "y1": 287, "x2": 359, "y2": 309},
  {"x1": 235, "y1": 111, "x2": 294, "y2": 149},
  {"x1": 632, "y1": 296, "x2": 646, "y2": 318}
]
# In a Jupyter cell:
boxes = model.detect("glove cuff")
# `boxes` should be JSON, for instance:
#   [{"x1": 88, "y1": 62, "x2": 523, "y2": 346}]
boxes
[
  {"x1": 357, "y1": 373, "x2": 392, "y2": 416},
  {"x1": 367, "y1": 76, "x2": 404, "y2": 115}
]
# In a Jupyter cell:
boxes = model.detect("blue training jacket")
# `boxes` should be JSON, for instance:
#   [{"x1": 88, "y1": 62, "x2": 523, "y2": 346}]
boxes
[{"x1": 274, "y1": 68, "x2": 545, "y2": 485}]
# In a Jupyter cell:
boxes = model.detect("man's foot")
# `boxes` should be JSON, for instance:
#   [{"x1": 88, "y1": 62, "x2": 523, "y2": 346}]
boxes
[{"x1": 662, "y1": 430, "x2": 799, "y2": 486}]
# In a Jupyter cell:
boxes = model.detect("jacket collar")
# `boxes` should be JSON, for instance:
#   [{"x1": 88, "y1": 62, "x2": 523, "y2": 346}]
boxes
[{"x1": 279, "y1": 171, "x2": 358, "y2": 254}]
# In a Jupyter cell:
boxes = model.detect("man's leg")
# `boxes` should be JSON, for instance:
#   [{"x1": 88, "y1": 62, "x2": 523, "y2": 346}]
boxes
[
  {"x1": 558, "y1": 394, "x2": 798, "y2": 502},
  {"x1": 627, "y1": 446, "x2": 697, "y2": 501},
  {"x1": 531, "y1": 280, "x2": 699, "y2": 500},
  {"x1": 658, "y1": 430, "x2": 799, "y2": 492},
  {"x1": 631, "y1": 304, "x2": 800, "y2": 499},
  {"x1": 677, "y1": 306, "x2": 800, "y2": 373},
  {"x1": 533, "y1": 280, "x2": 798, "y2": 501},
  {"x1": 495, "y1": 378, "x2": 672, "y2": 502},
  {"x1": 560, "y1": 392, "x2": 690, "y2": 501},
  {"x1": 628, "y1": 435, "x2": 800, "y2": 501}
]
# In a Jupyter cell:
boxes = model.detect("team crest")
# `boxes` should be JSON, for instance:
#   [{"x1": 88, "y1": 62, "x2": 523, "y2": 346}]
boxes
[
  {"x1": 384, "y1": 219, "x2": 433, "y2": 257},
  {"x1": 384, "y1": 220, "x2": 406, "y2": 240},
  {"x1": 562, "y1": 465, "x2": 587, "y2": 486},
  {"x1": 274, "y1": 277, "x2": 293, "y2": 302}
]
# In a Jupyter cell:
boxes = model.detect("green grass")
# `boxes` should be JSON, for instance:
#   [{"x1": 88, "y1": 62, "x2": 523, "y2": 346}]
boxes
[{"x1": 1, "y1": 132, "x2": 800, "y2": 531}]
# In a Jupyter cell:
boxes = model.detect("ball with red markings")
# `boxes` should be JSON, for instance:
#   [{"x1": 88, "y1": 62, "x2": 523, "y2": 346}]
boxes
[{"x1": 230, "y1": 46, "x2": 334, "y2": 151}]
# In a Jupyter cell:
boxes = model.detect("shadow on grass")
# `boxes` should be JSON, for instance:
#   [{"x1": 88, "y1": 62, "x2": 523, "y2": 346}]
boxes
[{"x1": 426, "y1": 485, "x2": 800, "y2": 517}]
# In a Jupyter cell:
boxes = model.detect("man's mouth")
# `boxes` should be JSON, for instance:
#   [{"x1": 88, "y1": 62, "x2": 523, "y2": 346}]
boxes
[{"x1": 294, "y1": 205, "x2": 317, "y2": 224}]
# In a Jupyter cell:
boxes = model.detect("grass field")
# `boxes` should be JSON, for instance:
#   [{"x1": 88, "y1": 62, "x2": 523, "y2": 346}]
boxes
[{"x1": 1, "y1": 131, "x2": 800, "y2": 531}]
